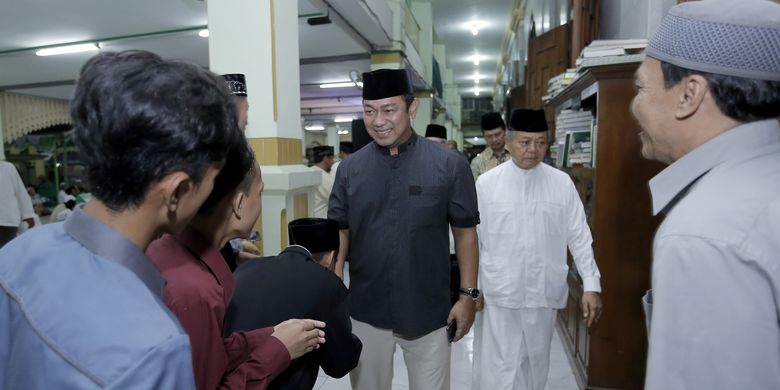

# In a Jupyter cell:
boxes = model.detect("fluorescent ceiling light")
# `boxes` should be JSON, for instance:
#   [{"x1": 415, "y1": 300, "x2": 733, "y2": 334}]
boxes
[
  {"x1": 334, "y1": 117, "x2": 354, "y2": 123},
  {"x1": 337, "y1": 130, "x2": 350, "y2": 135},
  {"x1": 198, "y1": 29, "x2": 210, "y2": 38},
  {"x1": 36, "y1": 43, "x2": 99, "y2": 57},
  {"x1": 319, "y1": 81, "x2": 362, "y2": 89},
  {"x1": 305, "y1": 124, "x2": 325, "y2": 131}
]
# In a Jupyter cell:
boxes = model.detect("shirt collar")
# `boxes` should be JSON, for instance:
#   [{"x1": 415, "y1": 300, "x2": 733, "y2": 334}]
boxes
[
  {"x1": 374, "y1": 130, "x2": 418, "y2": 155},
  {"x1": 649, "y1": 119, "x2": 780, "y2": 215},
  {"x1": 64, "y1": 206, "x2": 166, "y2": 298},
  {"x1": 481, "y1": 145, "x2": 510, "y2": 160},
  {"x1": 284, "y1": 244, "x2": 314, "y2": 259},
  {"x1": 174, "y1": 226, "x2": 234, "y2": 297}
]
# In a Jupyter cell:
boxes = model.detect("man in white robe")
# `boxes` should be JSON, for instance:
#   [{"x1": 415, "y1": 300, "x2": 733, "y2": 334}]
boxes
[
  {"x1": 472, "y1": 108, "x2": 603, "y2": 390},
  {"x1": 312, "y1": 145, "x2": 335, "y2": 219}
]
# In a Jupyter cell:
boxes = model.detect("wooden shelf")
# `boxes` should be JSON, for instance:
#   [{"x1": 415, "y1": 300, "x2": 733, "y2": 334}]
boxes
[{"x1": 547, "y1": 62, "x2": 666, "y2": 390}]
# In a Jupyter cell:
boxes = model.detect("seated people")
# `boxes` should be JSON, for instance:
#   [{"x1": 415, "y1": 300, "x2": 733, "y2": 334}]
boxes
[
  {"x1": 147, "y1": 146, "x2": 326, "y2": 390},
  {"x1": 226, "y1": 218, "x2": 362, "y2": 390}
]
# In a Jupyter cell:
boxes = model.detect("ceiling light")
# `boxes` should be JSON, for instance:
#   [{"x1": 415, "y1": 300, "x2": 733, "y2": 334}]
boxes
[
  {"x1": 471, "y1": 23, "x2": 479, "y2": 36},
  {"x1": 334, "y1": 117, "x2": 353, "y2": 123},
  {"x1": 473, "y1": 88, "x2": 480, "y2": 96},
  {"x1": 36, "y1": 43, "x2": 99, "y2": 57},
  {"x1": 472, "y1": 55, "x2": 480, "y2": 66},
  {"x1": 319, "y1": 81, "x2": 362, "y2": 89},
  {"x1": 474, "y1": 77, "x2": 480, "y2": 84},
  {"x1": 337, "y1": 130, "x2": 350, "y2": 135},
  {"x1": 305, "y1": 124, "x2": 325, "y2": 131},
  {"x1": 198, "y1": 29, "x2": 210, "y2": 38}
]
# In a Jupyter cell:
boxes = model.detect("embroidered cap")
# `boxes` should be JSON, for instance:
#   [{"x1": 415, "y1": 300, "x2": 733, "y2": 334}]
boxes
[
  {"x1": 221, "y1": 73, "x2": 248, "y2": 96},
  {"x1": 645, "y1": 0, "x2": 780, "y2": 81}
]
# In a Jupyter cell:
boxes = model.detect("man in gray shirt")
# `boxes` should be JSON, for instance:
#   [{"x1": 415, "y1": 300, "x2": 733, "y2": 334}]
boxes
[
  {"x1": 329, "y1": 68, "x2": 480, "y2": 390},
  {"x1": 632, "y1": 1, "x2": 780, "y2": 388}
]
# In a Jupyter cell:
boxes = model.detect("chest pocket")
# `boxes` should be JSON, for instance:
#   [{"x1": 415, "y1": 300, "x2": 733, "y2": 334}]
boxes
[{"x1": 409, "y1": 185, "x2": 446, "y2": 225}]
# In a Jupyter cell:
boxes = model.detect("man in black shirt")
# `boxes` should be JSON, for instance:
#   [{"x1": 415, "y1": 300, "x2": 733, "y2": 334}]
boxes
[{"x1": 329, "y1": 68, "x2": 480, "y2": 390}]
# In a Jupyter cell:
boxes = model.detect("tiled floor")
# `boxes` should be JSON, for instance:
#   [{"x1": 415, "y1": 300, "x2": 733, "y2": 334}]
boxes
[
  {"x1": 313, "y1": 264, "x2": 580, "y2": 390},
  {"x1": 313, "y1": 326, "x2": 578, "y2": 390}
]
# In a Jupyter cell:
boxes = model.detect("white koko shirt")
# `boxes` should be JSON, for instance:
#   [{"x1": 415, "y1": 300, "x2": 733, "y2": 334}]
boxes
[{"x1": 476, "y1": 160, "x2": 601, "y2": 309}]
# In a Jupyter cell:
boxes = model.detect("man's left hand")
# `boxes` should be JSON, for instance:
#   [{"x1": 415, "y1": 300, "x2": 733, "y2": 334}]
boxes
[
  {"x1": 581, "y1": 292, "x2": 603, "y2": 328},
  {"x1": 447, "y1": 297, "x2": 476, "y2": 342}
]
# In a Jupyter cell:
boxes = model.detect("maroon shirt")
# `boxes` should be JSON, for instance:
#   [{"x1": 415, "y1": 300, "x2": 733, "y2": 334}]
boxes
[{"x1": 147, "y1": 227, "x2": 290, "y2": 389}]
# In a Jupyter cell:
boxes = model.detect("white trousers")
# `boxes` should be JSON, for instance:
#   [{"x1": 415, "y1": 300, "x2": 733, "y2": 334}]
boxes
[
  {"x1": 349, "y1": 318, "x2": 451, "y2": 390},
  {"x1": 472, "y1": 305, "x2": 556, "y2": 390}
]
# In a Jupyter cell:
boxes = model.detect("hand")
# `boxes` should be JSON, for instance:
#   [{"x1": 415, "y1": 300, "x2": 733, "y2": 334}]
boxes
[
  {"x1": 241, "y1": 239, "x2": 261, "y2": 255},
  {"x1": 271, "y1": 319, "x2": 326, "y2": 359},
  {"x1": 475, "y1": 293, "x2": 484, "y2": 312},
  {"x1": 581, "y1": 292, "x2": 603, "y2": 328},
  {"x1": 447, "y1": 296, "x2": 476, "y2": 342},
  {"x1": 23, "y1": 218, "x2": 35, "y2": 228}
]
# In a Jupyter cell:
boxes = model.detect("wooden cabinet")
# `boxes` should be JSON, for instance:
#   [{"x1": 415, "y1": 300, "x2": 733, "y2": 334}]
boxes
[{"x1": 547, "y1": 62, "x2": 665, "y2": 390}]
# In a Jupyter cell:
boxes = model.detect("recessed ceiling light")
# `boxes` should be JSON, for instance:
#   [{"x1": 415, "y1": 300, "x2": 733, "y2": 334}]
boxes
[
  {"x1": 471, "y1": 23, "x2": 479, "y2": 36},
  {"x1": 319, "y1": 81, "x2": 362, "y2": 89},
  {"x1": 198, "y1": 29, "x2": 210, "y2": 38},
  {"x1": 36, "y1": 43, "x2": 99, "y2": 57}
]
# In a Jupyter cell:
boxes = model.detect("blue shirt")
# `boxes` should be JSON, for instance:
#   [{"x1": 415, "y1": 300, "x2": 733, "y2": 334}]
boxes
[{"x1": 0, "y1": 207, "x2": 195, "y2": 389}]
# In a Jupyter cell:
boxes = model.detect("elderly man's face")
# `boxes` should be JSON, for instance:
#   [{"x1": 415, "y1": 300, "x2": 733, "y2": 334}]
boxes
[
  {"x1": 506, "y1": 131, "x2": 547, "y2": 170},
  {"x1": 363, "y1": 96, "x2": 418, "y2": 152},
  {"x1": 631, "y1": 58, "x2": 681, "y2": 164}
]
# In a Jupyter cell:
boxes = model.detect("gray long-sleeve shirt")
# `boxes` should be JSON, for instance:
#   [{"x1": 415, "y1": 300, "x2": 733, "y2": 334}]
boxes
[{"x1": 645, "y1": 119, "x2": 780, "y2": 389}]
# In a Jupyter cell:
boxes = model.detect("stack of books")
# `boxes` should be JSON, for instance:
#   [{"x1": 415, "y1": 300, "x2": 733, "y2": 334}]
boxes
[
  {"x1": 575, "y1": 39, "x2": 648, "y2": 72},
  {"x1": 542, "y1": 69, "x2": 578, "y2": 103},
  {"x1": 553, "y1": 109, "x2": 595, "y2": 168}
]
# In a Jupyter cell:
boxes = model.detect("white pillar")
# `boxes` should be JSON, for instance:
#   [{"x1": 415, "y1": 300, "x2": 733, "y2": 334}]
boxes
[{"x1": 207, "y1": 0, "x2": 318, "y2": 255}]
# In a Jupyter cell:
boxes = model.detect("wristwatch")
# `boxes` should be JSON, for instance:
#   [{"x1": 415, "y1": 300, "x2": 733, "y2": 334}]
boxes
[{"x1": 458, "y1": 287, "x2": 481, "y2": 301}]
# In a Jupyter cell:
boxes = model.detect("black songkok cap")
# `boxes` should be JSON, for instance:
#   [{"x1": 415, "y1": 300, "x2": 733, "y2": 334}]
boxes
[
  {"x1": 288, "y1": 218, "x2": 340, "y2": 253},
  {"x1": 222, "y1": 73, "x2": 248, "y2": 96},
  {"x1": 425, "y1": 124, "x2": 447, "y2": 139},
  {"x1": 312, "y1": 145, "x2": 334, "y2": 158},
  {"x1": 509, "y1": 109, "x2": 548, "y2": 132},
  {"x1": 351, "y1": 119, "x2": 372, "y2": 151},
  {"x1": 339, "y1": 141, "x2": 354, "y2": 154},
  {"x1": 362, "y1": 69, "x2": 413, "y2": 100},
  {"x1": 481, "y1": 112, "x2": 505, "y2": 131}
]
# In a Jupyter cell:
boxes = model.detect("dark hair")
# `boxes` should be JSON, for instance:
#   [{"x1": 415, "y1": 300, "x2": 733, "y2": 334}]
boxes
[
  {"x1": 660, "y1": 61, "x2": 780, "y2": 122},
  {"x1": 64, "y1": 185, "x2": 78, "y2": 195},
  {"x1": 404, "y1": 94, "x2": 415, "y2": 111},
  {"x1": 339, "y1": 142, "x2": 354, "y2": 154},
  {"x1": 313, "y1": 151, "x2": 333, "y2": 164},
  {"x1": 197, "y1": 141, "x2": 256, "y2": 214},
  {"x1": 70, "y1": 50, "x2": 243, "y2": 211}
]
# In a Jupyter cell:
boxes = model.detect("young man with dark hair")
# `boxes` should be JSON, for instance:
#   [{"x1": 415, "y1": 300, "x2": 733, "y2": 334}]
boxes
[
  {"x1": 329, "y1": 68, "x2": 480, "y2": 390},
  {"x1": 226, "y1": 218, "x2": 362, "y2": 390},
  {"x1": 470, "y1": 112, "x2": 510, "y2": 180},
  {"x1": 633, "y1": 1, "x2": 780, "y2": 388},
  {"x1": 0, "y1": 50, "x2": 244, "y2": 388}
]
